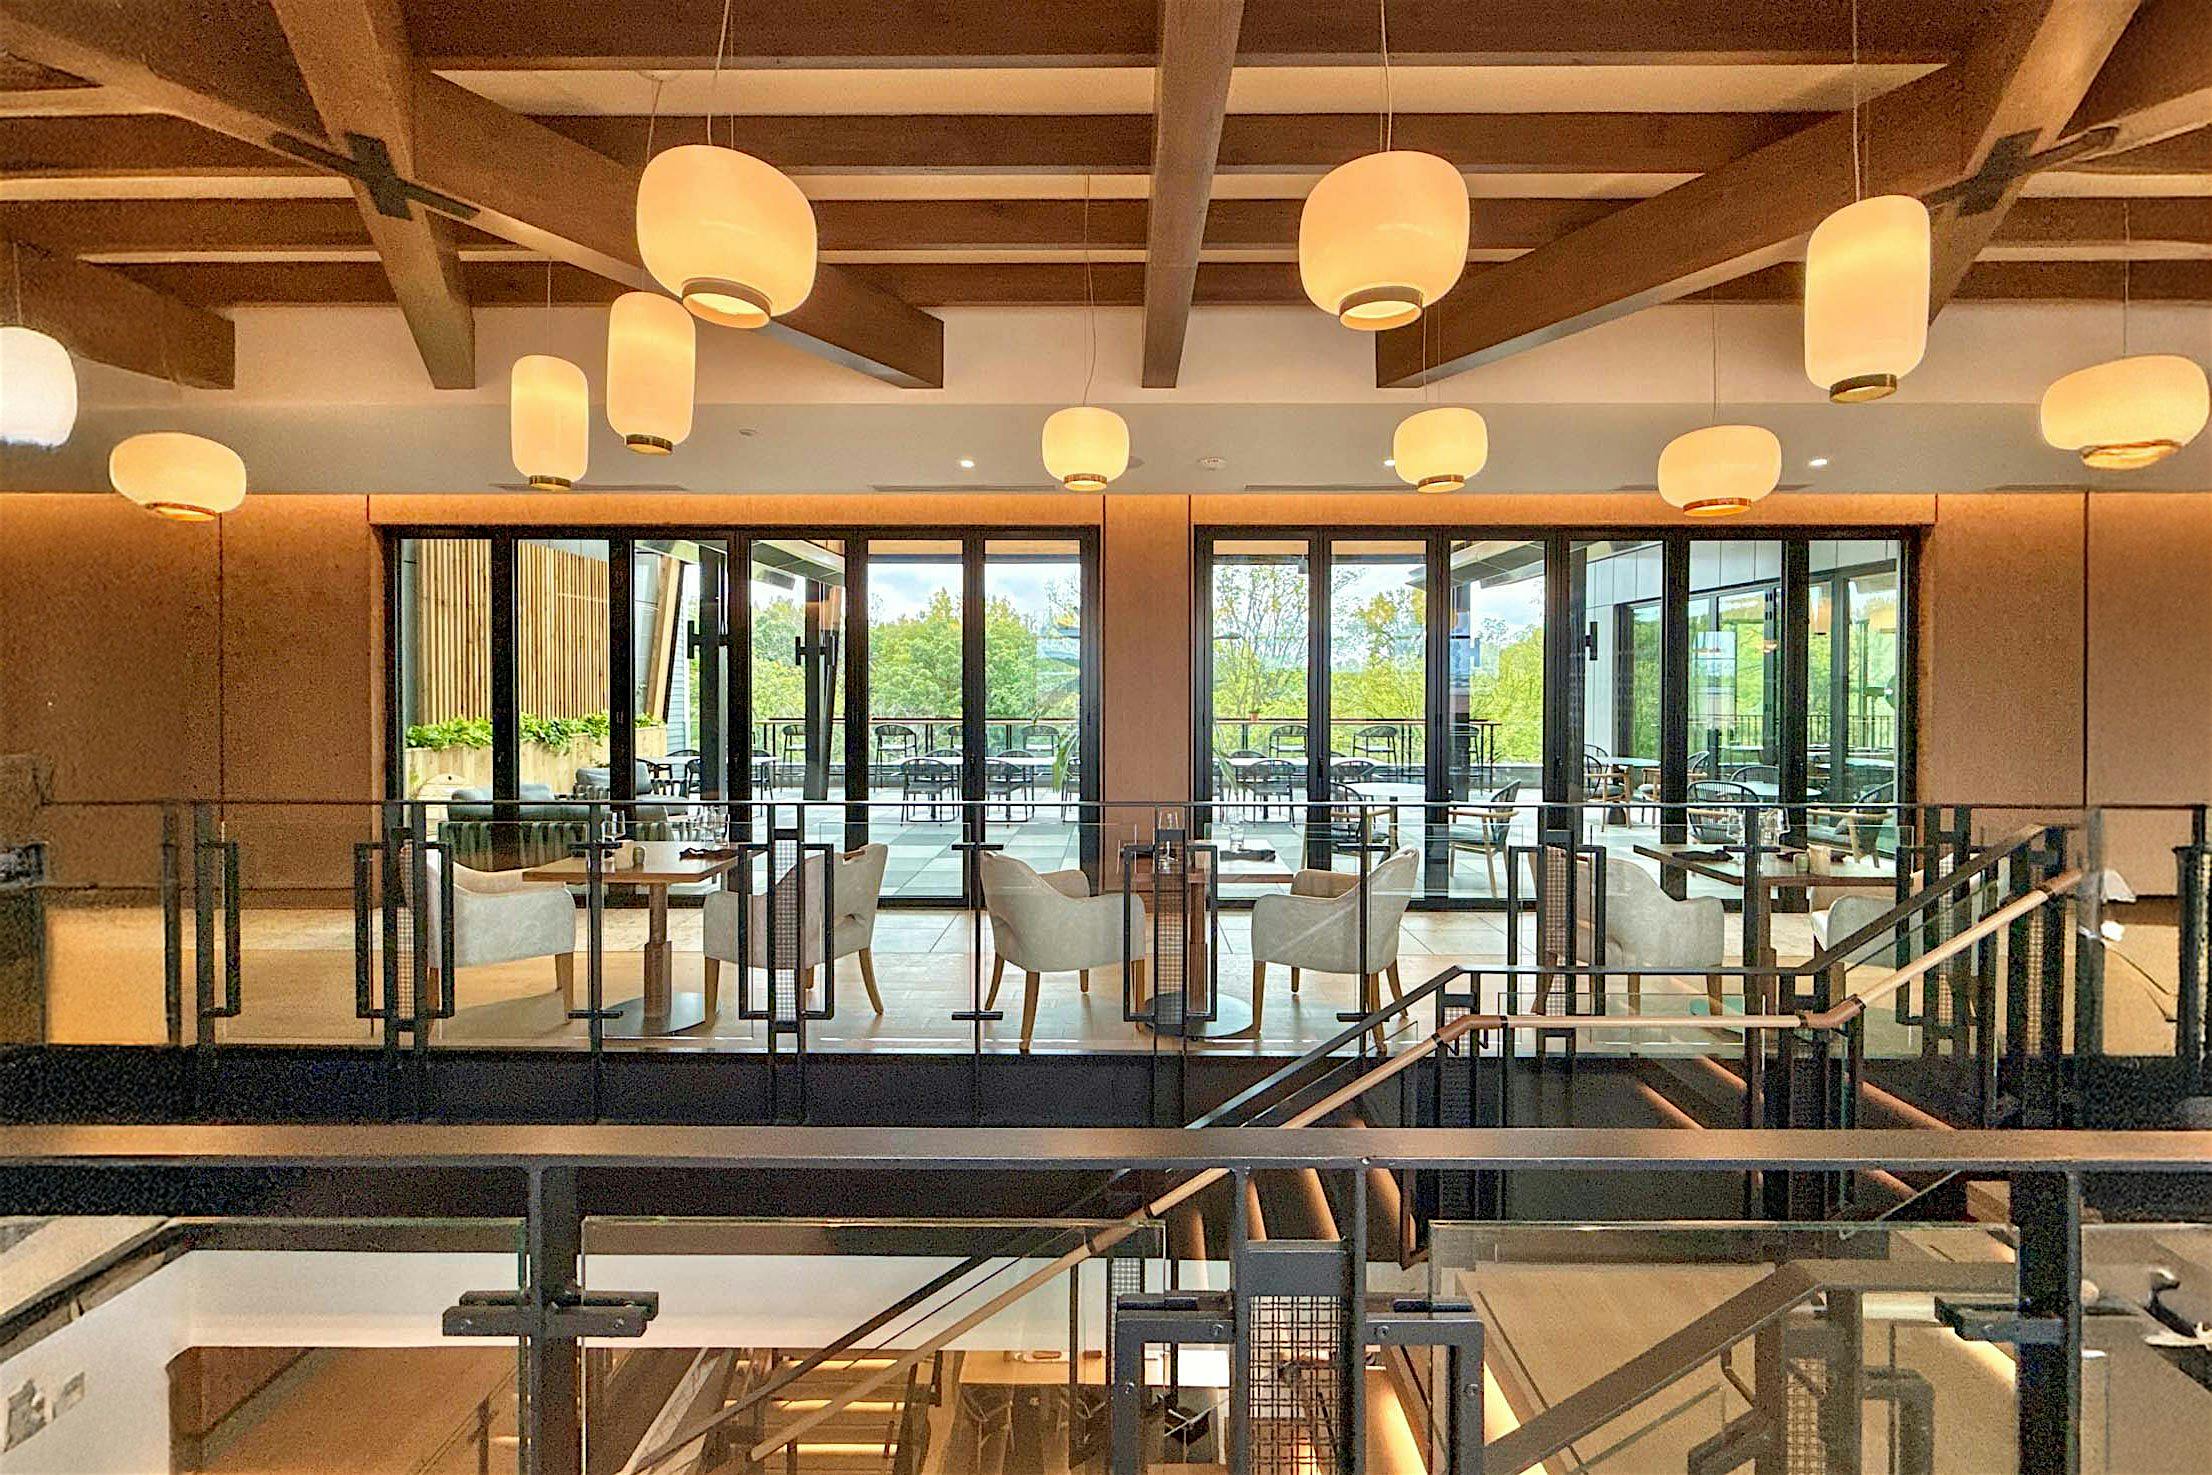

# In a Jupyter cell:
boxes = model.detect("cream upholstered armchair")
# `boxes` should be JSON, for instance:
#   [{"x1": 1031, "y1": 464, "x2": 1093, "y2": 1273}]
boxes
[
  {"x1": 700, "y1": 843, "x2": 890, "y2": 1018},
  {"x1": 979, "y1": 851, "x2": 1147, "y2": 1052},
  {"x1": 1249, "y1": 847, "x2": 1419, "y2": 1043},
  {"x1": 1604, "y1": 860, "x2": 1727, "y2": 1015},
  {"x1": 421, "y1": 851, "x2": 578, "y2": 1011}
]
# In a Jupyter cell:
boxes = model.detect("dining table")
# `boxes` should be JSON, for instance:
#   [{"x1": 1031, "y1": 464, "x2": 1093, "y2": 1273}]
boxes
[
  {"x1": 1123, "y1": 847, "x2": 1295, "y2": 1039},
  {"x1": 522, "y1": 840, "x2": 738, "y2": 1037},
  {"x1": 1632, "y1": 841, "x2": 1898, "y2": 967}
]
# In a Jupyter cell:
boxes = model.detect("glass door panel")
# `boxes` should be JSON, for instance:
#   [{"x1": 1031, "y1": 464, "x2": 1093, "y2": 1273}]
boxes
[
  {"x1": 1326, "y1": 540, "x2": 1425, "y2": 876},
  {"x1": 747, "y1": 538, "x2": 847, "y2": 852},
  {"x1": 632, "y1": 539, "x2": 728, "y2": 841},
  {"x1": 1570, "y1": 540, "x2": 1663, "y2": 886},
  {"x1": 1443, "y1": 539, "x2": 1545, "y2": 899},
  {"x1": 1206, "y1": 539, "x2": 1310, "y2": 894},
  {"x1": 983, "y1": 539, "x2": 1085, "y2": 873},
  {"x1": 1809, "y1": 539, "x2": 1904, "y2": 856},
  {"x1": 395, "y1": 537, "x2": 493, "y2": 800},
  {"x1": 865, "y1": 539, "x2": 966, "y2": 901}
]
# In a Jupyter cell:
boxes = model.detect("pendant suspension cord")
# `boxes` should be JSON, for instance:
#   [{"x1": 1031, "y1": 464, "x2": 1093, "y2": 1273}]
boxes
[
  {"x1": 1080, "y1": 174, "x2": 1096, "y2": 406},
  {"x1": 645, "y1": 72, "x2": 666, "y2": 161},
  {"x1": 1378, "y1": 0, "x2": 1393, "y2": 152},
  {"x1": 709, "y1": 0, "x2": 736, "y2": 146},
  {"x1": 2121, "y1": 199, "x2": 2132, "y2": 357},
  {"x1": 1709, "y1": 295, "x2": 1720, "y2": 427},
  {"x1": 1849, "y1": 0, "x2": 1862, "y2": 200}
]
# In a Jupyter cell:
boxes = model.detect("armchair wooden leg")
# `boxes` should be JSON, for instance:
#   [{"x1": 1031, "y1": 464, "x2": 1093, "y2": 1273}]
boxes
[
  {"x1": 554, "y1": 953, "x2": 575, "y2": 1013},
  {"x1": 1385, "y1": 961, "x2": 1403, "y2": 1003},
  {"x1": 857, "y1": 948, "x2": 884, "y2": 1015},
  {"x1": 1079, "y1": 966, "x2": 1090, "y2": 994},
  {"x1": 1484, "y1": 848, "x2": 1498, "y2": 893},
  {"x1": 986, "y1": 955, "x2": 1006, "y2": 1008},
  {"x1": 1365, "y1": 973, "x2": 1384, "y2": 1052},
  {"x1": 1020, "y1": 971, "x2": 1042, "y2": 1053},
  {"x1": 703, "y1": 957, "x2": 720, "y2": 1018},
  {"x1": 1289, "y1": 966, "x2": 1301, "y2": 995},
  {"x1": 1625, "y1": 972, "x2": 1641, "y2": 1012},
  {"x1": 1706, "y1": 974, "x2": 1725, "y2": 1016},
  {"x1": 1250, "y1": 961, "x2": 1266, "y2": 1035}
]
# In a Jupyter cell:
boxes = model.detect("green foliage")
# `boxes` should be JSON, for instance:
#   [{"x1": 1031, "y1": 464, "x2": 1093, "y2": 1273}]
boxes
[
  {"x1": 1462, "y1": 622, "x2": 1545, "y2": 763},
  {"x1": 406, "y1": 710, "x2": 650, "y2": 752}
]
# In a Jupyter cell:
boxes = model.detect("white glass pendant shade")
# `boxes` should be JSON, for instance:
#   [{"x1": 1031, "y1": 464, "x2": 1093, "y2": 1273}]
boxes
[
  {"x1": 1040, "y1": 406, "x2": 1129, "y2": 492},
  {"x1": 636, "y1": 143, "x2": 817, "y2": 329},
  {"x1": 1803, "y1": 194, "x2": 1930, "y2": 402},
  {"x1": 1298, "y1": 151, "x2": 1470, "y2": 331},
  {"x1": 510, "y1": 354, "x2": 589, "y2": 490},
  {"x1": 1392, "y1": 406, "x2": 1488, "y2": 493},
  {"x1": 1658, "y1": 425, "x2": 1781, "y2": 518},
  {"x1": 2040, "y1": 354, "x2": 2209, "y2": 470},
  {"x1": 0, "y1": 326, "x2": 77, "y2": 447},
  {"x1": 109, "y1": 432, "x2": 245, "y2": 521},
  {"x1": 605, "y1": 292, "x2": 695, "y2": 454}
]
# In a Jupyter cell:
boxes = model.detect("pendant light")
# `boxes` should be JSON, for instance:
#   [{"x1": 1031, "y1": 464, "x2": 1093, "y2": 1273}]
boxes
[
  {"x1": 1041, "y1": 177, "x2": 1129, "y2": 492},
  {"x1": 1803, "y1": 0, "x2": 1929, "y2": 402},
  {"x1": 1393, "y1": 316, "x2": 1487, "y2": 492},
  {"x1": 1661, "y1": 302, "x2": 1779, "y2": 517},
  {"x1": 110, "y1": 432, "x2": 246, "y2": 521},
  {"x1": 1298, "y1": 1, "x2": 1469, "y2": 331},
  {"x1": 2040, "y1": 209, "x2": 2210, "y2": 469},
  {"x1": 635, "y1": 4, "x2": 815, "y2": 328},
  {"x1": 606, "y1": 292, "x2": 695, "y2": 454},
  {"x1": 512, "y1": 353, "x2": 589, "y2": 490},
  {"x1": 1, "y1": 246, "x2": 76, "y2": 448}
]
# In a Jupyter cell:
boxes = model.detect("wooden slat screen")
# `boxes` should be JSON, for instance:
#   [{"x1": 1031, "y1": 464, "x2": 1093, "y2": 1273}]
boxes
[{"x1": 412, "y1": 539, "x2": 611, "y2": 722}]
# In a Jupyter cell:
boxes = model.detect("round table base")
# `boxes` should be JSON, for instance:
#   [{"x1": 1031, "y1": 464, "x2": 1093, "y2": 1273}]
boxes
[
  {"x1": 1137, "y1": 996, "x2": 1256, "y2": 1040},
  {"x1": 600, "y1": 993, "x2": 710, "y2": 1038}
]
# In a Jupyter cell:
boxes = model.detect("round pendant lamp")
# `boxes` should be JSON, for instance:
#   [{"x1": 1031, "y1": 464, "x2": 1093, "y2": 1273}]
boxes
[
  {"x1": 109, "y1": 432, "x2": 245, "y2": 521},
  {"x1": 636, "y1": 144, "x2": 817, "y2": 329},
  {"x1": 606, "y1": 291, "x2": 695, "y2": 455},
  {"x1": 1804, "y1": 193, "x2": 1930, "y2": 402},
  {"x1": 1041, "y1": 406, "x2": 1129, "y2": 493},
  {"x1": 1299, "y1": 151, "x2": 1469, "y2": 331},
  {"x1": 2041, "y1": 354, "x2": 2210, "y2": 470},
  {"x1": 1658, "y1": 425, "x2": 1781, "y2": 518},
  {"x1": 510, "y1": 354, "x2": 589, "y2": 491},
  {"x1": 0, "y1": 325, "x2": 77, "y2": 447},
  {"x1": 1392, "y1": 406, "x2": 1487, "y2": 493}
]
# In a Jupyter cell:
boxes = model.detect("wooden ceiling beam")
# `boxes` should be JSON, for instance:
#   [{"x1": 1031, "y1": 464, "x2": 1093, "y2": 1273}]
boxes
[
  {"x1": 266, "y1": 0, "x2": 475, "y2": 389},
  {"x1": 102, "y1": 254, "x2": 2212, "y2": 311},
  {"x1": 2067, "y1": 0, "x2": 2212, "y2": 148},
  {"x1": 1142, "y1": 0, "x2": 1244, "y2": 388},
  {"x1": 1925, "y1": 0, "x2": 2142, "y2": 316},
  {"x1": 2, "y1": 230, "x2": 232, "y2": 384},
  {"x1": 538, "y1": 110, "x2": 1821, "y2": 176},
  {"x1": 400, "y1": 0, "x2": 1973, "y2": 69},
  {"x1": 0, "y1": 0, "x2": 945, "y2": 387}
]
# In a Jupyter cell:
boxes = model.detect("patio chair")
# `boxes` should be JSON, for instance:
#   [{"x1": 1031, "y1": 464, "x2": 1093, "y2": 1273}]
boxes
[
  {"x1": 1446, "y1": 780, "x2": 1521, "y2": 890},
  {"x1": 1250, "y1": 847, "x2": 1419, "y2": 1046},
  {"x1": 1245, "y1": 757, "x2": 1301, "y2": 822},
  {"x1": 900, "y1": 756, "x2": 960, "y2": 823},
  {"x1": 874, "y1": 722, "x2": 920, "y2": 768},
  {"x1": 1017, "y1": 722, "x2": 1059, "y2": 754},
  {"x1": 1606, "y1": 860, "x2": 1728, "y2": 1015},
  {"x1": 987, "y1": 752, "x2": 1038, "y2": 822},
  {"x1": 1266, "y1": 724, "x2": 1307, "y2": 759},
  {"x1": 1349, "y1": 722, "x2": 1399, "y2": 766},
  {"x1": 1809, "y1": 780, "x2": 1897, "y2": 856},
  {"x1": 1687, "y1": 779, "x2": 1757, "y2": 845},
  {"x1": 980, "y1": 851, "x2": 1148, "y2": 1051},
  {"x1": 1221, "y1": 749, "x2": 1265, "y2": 798},
  {"x1": 1330, "y1": 756, "x2": 1378, "y2": 786},
  {"x1": 1584, "y1": 748, "x2": 1629, "y2": 827},
  {"x1": 1318, "y1": 780, "x2": 1392, "y2": 854},
  {"x1": 420, "y1": 849, "x2": 578, "y2": 1019},
  {"x1": 701, "y1": 842, "x2": 891, "y2": 1017}
]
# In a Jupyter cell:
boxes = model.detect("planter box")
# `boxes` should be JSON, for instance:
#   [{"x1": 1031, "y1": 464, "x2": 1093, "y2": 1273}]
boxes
[{"x1": 406, "y1": 727, "x2": 667, "y2": 798}]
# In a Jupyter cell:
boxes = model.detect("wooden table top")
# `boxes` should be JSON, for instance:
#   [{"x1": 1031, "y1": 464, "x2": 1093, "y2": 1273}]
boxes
[
  {"x1": 521, "y1": 841, "x2": 740, "y2": 887},
  {"x1": 1632, "y1": 843, "x2": 1897, "y2": 891}
]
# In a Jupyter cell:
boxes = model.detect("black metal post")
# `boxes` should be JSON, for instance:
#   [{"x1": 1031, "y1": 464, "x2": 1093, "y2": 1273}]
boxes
[
  {"x1": 2012, "y1": 1171, "x2": 2082, "y2": 1475},
  {"x1": 525, "y1": 1166, "x2": 585, "y2": 1475}
]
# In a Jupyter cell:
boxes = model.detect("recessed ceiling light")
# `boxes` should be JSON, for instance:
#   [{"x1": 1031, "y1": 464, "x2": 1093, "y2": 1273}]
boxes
[
  {"x1": 1807, "y1": 456, "x2": 1830, "y2": 469},
  {"x1": 1382, "y1": 457, "x2": 1396, "y2": 468},
  {"x1": 958, "y1": 457, "x2": 975, "y2": 469}
]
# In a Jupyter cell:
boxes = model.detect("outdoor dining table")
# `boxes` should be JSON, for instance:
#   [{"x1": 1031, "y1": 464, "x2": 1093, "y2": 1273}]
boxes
[{"x1": 1632, "y1": 841, "x2": 1897, "y2": 967}]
